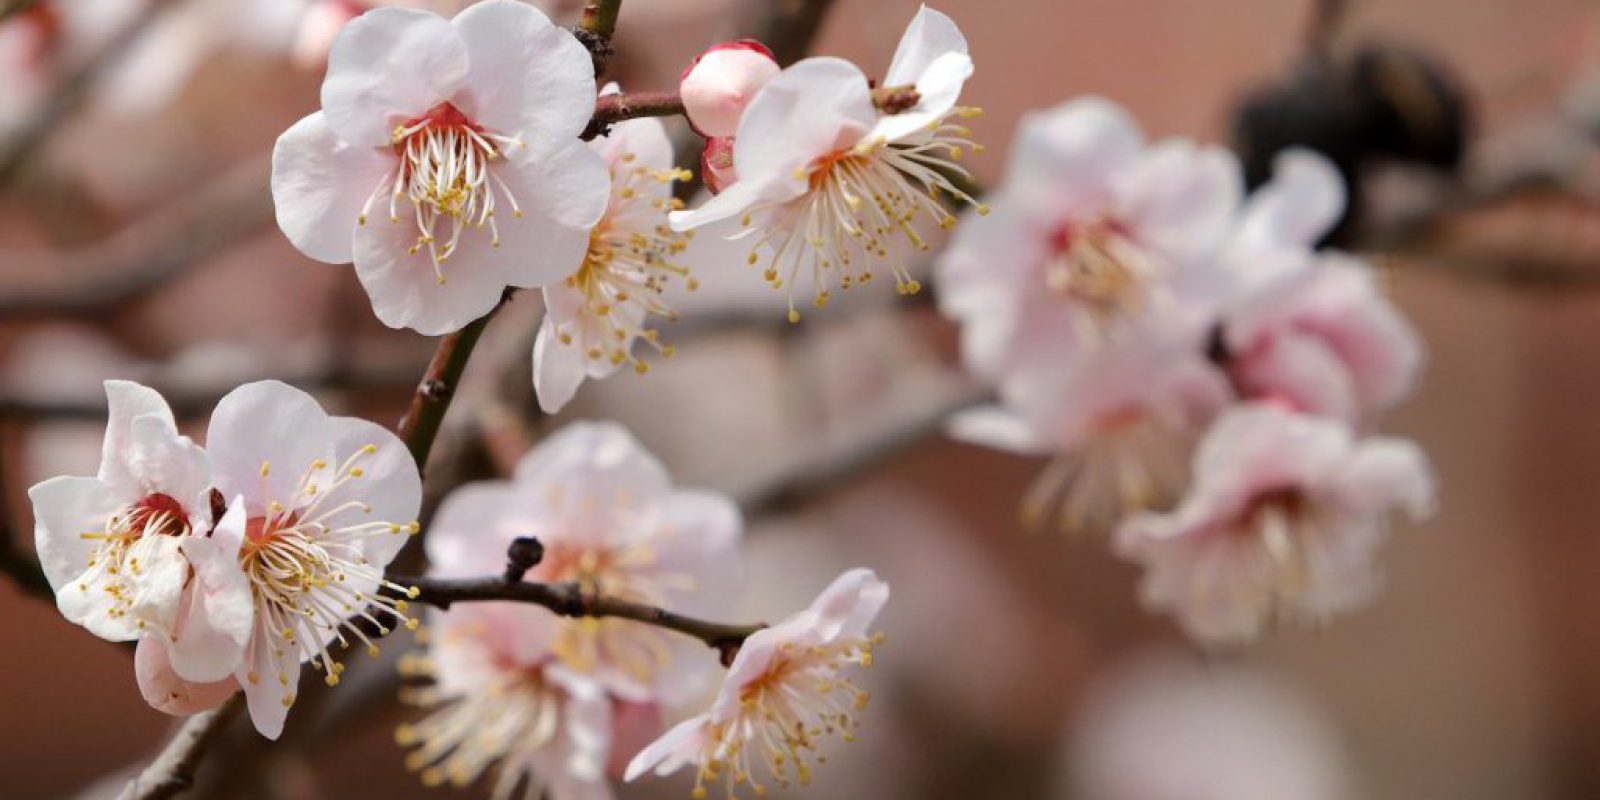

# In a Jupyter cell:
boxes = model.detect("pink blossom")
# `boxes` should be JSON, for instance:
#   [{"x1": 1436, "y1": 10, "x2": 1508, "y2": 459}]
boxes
[
  {"x1": 669, "y1": 5, "x2": 982, "y2": 318},
  {"x1": 624, "y1": 569, "x2": 888, "y2": 798},
  {"x1": 1115, "y1": 404, "x2": 1434, "y2": 645},
  {"x1": 28, "y1": 381, "x2": 253, "y2": 714},
  {"x1": 427, "y1": 421, "x2": 743, "y2": 703},
  {"x1": 937, "y1": 96, "x2": 1241, "y2": 383}
]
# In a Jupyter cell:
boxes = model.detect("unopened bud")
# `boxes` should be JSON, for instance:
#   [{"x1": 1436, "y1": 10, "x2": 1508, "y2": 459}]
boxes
[
  {"x1": 701, "y1": 136, "x2": 738, "y2": 194},
  {"x1": 680, "y1": 40, "x2": 779, "y2": 138}
]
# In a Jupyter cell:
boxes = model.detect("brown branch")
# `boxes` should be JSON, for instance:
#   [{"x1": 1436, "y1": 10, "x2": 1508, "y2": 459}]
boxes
[
  {"x1": 573, "y1": 0, "x2": 624, "y2": 77},
  {"x1": 396, "y1": 308, "x2": 498, "y2": 472},
  {"x1": 400, "y1": 574, "x2": 764, "y2": 653},
  {"x1": 0, "y1": 0, "x2": 43, "y2": 23},
  {"x1": 582, "y1": 90, "x2": 685, "y2": 140},
  {"x1": 117, "y1": 695, "x2": 244, "y2": 800}
]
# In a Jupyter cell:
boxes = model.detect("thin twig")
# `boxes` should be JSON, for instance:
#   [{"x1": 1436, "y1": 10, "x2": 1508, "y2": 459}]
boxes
[
  {"x1": 117, "y1": 696, "x2": 245, "y2": 800},
  {"x1": 396, "y1": 310, "x2": 497, "y2": 472},
  {"x1": 398, "y1": 574, "x2": 764, "y2": 653},
  {"x1": 583, "y1": 90, "x2": 685, "y2": 140},
  {"x1": 574, "y1": 0, "x2": 624, "y2": 77}
]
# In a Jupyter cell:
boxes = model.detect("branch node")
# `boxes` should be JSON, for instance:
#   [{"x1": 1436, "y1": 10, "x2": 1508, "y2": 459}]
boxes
[{"x1": 503, "y1": 536, "x2": 545, "y2": 583}]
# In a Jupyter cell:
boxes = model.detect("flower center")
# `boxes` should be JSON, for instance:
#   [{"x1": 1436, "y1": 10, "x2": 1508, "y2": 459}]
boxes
[
  {"x1": 397, "y1": 639, "x2": 569, "y2": 794},
  {"x1": 72, "y1": 492, "x2": 193, "y2": 628},
  {"x1": 1021, "y1": 412, "x2": 1194, "y2": 535},
  {"x1": 1045, "y1": 217, "x2": 1155, "y2": 320},
  {"x1": 1243, "y1": 488, "x2": 1315, "y2": 592},
  {"x1": 240, "y1": 446, "x2": 421, "y2": 688},
  {"x1": 361, "y1": 102, "x2": 526, "y2": 284},
  {"x1": 694, "y1": 635, "x2": 879, "y2": 798},
  {"x1": 743, "y1": 106, "x2": 989, "y2": 322},
  {"x1": 537, "y1": 536, "x2": 692, "y2": 684},
  {"x1": 555, "y1": 152, "x2": 694, "y2": 375}
]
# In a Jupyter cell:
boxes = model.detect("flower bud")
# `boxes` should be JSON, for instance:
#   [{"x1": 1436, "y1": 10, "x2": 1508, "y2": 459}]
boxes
[
  {"x1": 680, "y1": 40, "x2": 779, "y2": 138},
  {"x1": 700, "y1": 136, "x2": 737, "y2": 194}
]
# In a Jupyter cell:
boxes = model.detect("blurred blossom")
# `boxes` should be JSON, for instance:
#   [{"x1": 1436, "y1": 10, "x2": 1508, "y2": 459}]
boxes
[
  {"x1": 205, "y1": 380, "x2": 423, "y2": 738},
  {"x1": 669, "y1": 5, "x2": 983, "y2": 320},
  {"x1": 950, "y1": 337, "x2": 1230, "y2": 535},
  {"x1": 1114, "y1": 404, "x2": 1434, "y2": 645},
  {"x1": 1223, "y1": 255, "x2": 1423, "y2": 425},
  {"x1": 270, "y1": 0, "x2": 608, "y2": 334},
  {"x1": 533, "y1": 89, "x2": 693, "y2": 413},
  {"x1": 27, "y1": 382, "x2": 251, "y2": 714},
  {"x1": 625, "y1": 568, "x2": 888, "y2": 799},
  {"x1": 1069, "y1": 652, "x2": 1351, "y2": 800},
  {"x1": 426, "y1": 421, "x2": 743, "y2": 703},
  {"x1": 398, "y1": 603, "x2": 616, "y2": 800},
  {"x1": 938, "y1": 96, "x2": 1241, "y2": 385}
]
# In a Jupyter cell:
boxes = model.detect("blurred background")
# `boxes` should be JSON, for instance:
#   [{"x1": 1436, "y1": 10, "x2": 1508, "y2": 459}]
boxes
[{"x1": 3, "y1": 0, "x2": 1600, "y2": 798}]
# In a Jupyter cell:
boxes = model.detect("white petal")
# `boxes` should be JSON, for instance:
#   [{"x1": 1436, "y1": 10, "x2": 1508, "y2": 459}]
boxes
[
  {"x1": 272, "y1": 111, "x2": 394, "y2": 265},
  {"x1": 1116, "y1": 140, "x2": 1241, "y2": 265},
  {"x1": 1233, "y1": 148, "x2": 1346, "y2": 256},
  {"x1": 733, "y1": 56, "x2": 875, "y2": 188},
  {"x1": 29, "y1": 476, "x2": 118, "y2": 592},
  {"x1": 884, "y1": 5, "x2": 969, "y2": 87},
  {"x1": 623, "y1": 715, "x2": 709, "y2": 781},
  {"x1": 649, "y1": 491, "x2": 743, "y2": 620},
  {"x1": 99, "y1": 380, "x2": 176, "y2": 496},
  {"x1": 1006, "y1": 97, "x2": 1144, "y2": 215},
  {"x1": 207, "y1": 380, "x2": 332, "y2": 510},
  {"x1": 946, "y1": 406, "x2": 1049, "y2": 455},
  {"x1": 318, "y1": 413, "x2": 421, "y2": 568},
  {"x1": 451, "y1": 0, "x2": 595, "y2": 160},
  {"x1": 1336, "y1": 438, "x2": 1436, "y2": 521},
  {"x1": 513, "y1": 421, "x2": 670, "y2": 502},
  {"x1": 424, "y1": 482, "x2": 523, "y2": 577},
  {"x1": 667, "y1": 178, "x2": 763, "y2": 231},
  {"x1": 171, "y1": 498, "x2": 254, "y2": 682},
  {"x1": 868, "y1": 50, "x2": 973, "y2": 143},
  {"x1": 237, "y1": 622, "x2": 300, "y2": 739},
  {"x1": 806, "y1": 567, "x2": 889, "y2": 640},
  {"x1": 136, "y1": 637, "x2": 239, "y2": 717},
  {"x1": 532, "y1": 317, "x2": 591, "y2": 414},
  {"x1": 321, "y1": 7, "x2": 469, "y2": 148},
  {"x1": 124, "y1": 413, "x2": 212, "y2": 518}
]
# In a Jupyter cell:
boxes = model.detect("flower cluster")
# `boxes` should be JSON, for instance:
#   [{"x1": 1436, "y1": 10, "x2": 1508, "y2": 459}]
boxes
[
  {"x1": 29, "y1": 380, "x2": 423, "y2": 738},
  {"x1": 400, "y1": 422, "x2": 889, "y2": 799},
  {"x1": 939, "y1": 98, "x2": 1435, "y2": 645}
]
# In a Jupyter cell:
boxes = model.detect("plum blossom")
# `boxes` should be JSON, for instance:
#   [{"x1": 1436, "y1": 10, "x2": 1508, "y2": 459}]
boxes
[
  {"x1": 271, "y1": 0, "x2": 609, "y2": 334},
  {"x1": 205, "y1": 380, "x2": 423, "y2": 738},
  {"x1": 397, "y1": 603, "x2": 616, "y2": 800},
  {"x1": 427, "y1": 421, "x2": 742, "y2": 702},
  {"x1": 624, "y1": 569, "x2": 887, "y2": 799},
  {"x1": 1114, "y1": 404, "x2": 1434, "y2": 645},
  {"x1": 951, "y1": 338, "x2": 1230, "y2": 535},
  {"x1": 1223, "y1": 254, "x2": 1423, "y2": 424},
  {"x1": 680, "y1": 40, "x2": 779, "y2": 138},
  {"x1": 532, "y1": 95, "x2": 695, "y2": 413},
  {"x1": 937, "y1": 96, "x2": 1241, "y2": 383},
  {"x1": 669, "y1": 5, "x2": 985, "y2": 320},
  {"x1": 28, "y1": 381, "x2": 253, "y2": 712}
]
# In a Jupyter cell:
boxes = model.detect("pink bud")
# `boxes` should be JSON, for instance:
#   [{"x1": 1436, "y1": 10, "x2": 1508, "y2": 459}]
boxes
[
  {"x1": 701, "y1": 136, "x2": 738, "y2": 194},
  {"x1": 680, "y1": 40, "x2": 779, "y2": 138}
]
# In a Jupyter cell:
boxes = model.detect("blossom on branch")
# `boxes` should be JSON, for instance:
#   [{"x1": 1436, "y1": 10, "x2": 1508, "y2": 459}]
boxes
[
  {"x1": 624, "y1": 569, "x2": 888, "y2": 799},
  {"x1": 398, "y1": 604, "x2": 617, "y2": 800},
  {"x1": 205, "y1": 380, "x2": 423, "y2": 738},
  {"x1": 533, "y1": 91, "x2": 695, "y2": 413},
  {"x1": 29, "y1": 380, "x2": 253, "y2": 716},
  {"x1": 680, "y1": 40, "x2": 779, "y2": 138},
  {"x1": 1114, "y1": 404, "x2": 1434, "y2": 645},
  {"x1": 427, "y1": 421, "x2": 743, "y2": 701},
  {"x1": 669, "y1": 5, "x2": 984, "y2": 321},
  {"x1": 271, "y1": 0, "x2": 609, "y2": 334}
]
